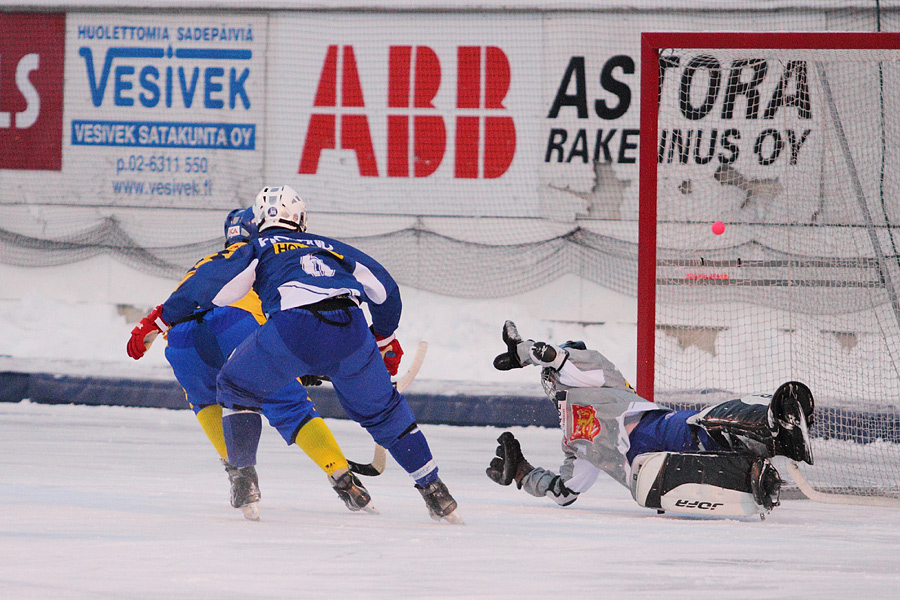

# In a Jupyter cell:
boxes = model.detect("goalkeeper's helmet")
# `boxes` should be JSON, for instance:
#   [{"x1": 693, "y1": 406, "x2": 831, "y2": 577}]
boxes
[
  {"x1": 223, "y1": 207, "x2": 257, "y2": 247},
  {"x1": 540, "y1": 340, "x2": 587, "y2": 399},
  {"x1": 253, "y1": 185, "x2": 307, "y2": 233}
]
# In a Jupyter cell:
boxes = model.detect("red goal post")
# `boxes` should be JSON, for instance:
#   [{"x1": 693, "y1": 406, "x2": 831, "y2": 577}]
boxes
[
  {"x1": 638, "y1": 32, "x2": 900, "y2": 505},
  {"x1": 638, "y1": 31, "x2": 900, "y2": 397}
]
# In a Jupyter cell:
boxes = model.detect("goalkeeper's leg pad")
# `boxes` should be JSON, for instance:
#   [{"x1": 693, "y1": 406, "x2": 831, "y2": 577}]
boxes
[
  {"x1": 630, "y1": 451, "x2": 781, "y2": 518},
  {"x1": 687, "y1": 399, "x2": 774, "y2": 458}
]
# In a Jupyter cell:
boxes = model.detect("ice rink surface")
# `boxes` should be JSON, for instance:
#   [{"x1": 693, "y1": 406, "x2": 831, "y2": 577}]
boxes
[{"x1": 2, "y1": 401, "x2": 899, "y2": 600}]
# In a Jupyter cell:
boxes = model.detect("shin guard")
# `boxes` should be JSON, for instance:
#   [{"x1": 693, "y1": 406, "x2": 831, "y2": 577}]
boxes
[{"x1": 222, "y1": 409, "x2": 262, "y2": 468}]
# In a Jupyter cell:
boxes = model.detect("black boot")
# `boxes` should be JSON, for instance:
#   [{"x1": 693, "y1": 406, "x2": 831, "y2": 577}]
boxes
[
  {"x1": 224, "y1": 460, "x2": 261, "y2": 521},
  {"x1": 416, "y1": 477, "x2": 463, "y2": 524},
  {"x1": 330, "y1": 469, "x2": 377, "y2": 513},
  {"x1": 688, "y1": 381, "x2": 815, "y2": 466},
  {"x1": 750, "y1": 458, "x2": 782, "y2": 511}
]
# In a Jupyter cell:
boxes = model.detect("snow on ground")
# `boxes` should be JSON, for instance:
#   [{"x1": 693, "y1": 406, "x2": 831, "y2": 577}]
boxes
[
  {"x1": 2, "y1": 401, "x2": 900, "y2": 600},
  {"x1": 2, "y1": 286, "x2": 899, "y2": 598}
]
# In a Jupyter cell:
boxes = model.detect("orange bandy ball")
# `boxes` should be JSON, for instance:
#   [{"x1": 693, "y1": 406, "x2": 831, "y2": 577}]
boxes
[{"x1": 711, "y1": 221, "x2": 725, "y2": 235}]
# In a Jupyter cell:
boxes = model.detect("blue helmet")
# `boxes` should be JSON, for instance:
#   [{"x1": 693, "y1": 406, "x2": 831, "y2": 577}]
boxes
[{"x1": 223, "y1": 207, "x2": 257, "y2": 247}]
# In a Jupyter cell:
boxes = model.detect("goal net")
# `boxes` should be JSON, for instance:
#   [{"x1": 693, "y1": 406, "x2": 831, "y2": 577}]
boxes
[{"x1": 638, "y1": 32, "x2": 900, "y2": 504}]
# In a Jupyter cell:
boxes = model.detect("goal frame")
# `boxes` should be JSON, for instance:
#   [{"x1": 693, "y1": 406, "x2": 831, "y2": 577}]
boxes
[
  {"x1": 637, "y1": 31, "x2": 900, "y2": 400},
  {"x1": 638, "y1": 32, "x2": 900, "y2": 506}
]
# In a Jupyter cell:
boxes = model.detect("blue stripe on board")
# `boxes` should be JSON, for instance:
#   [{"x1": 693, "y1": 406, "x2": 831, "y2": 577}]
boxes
[{"x1": 1, "y1": 371, "x2": 896, "y2": 443}]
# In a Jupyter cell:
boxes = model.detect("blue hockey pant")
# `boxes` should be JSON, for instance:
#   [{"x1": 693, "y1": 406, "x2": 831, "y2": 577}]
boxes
[
  {"x1": 216, "y1": 306, "x2": 418, "y2": 450},
  {"x1": 165, "y1": 306, "x2": 319, "y2": 444},
  {"x1": 626, "y1": 409, "x2": 723, "y2": 464}
]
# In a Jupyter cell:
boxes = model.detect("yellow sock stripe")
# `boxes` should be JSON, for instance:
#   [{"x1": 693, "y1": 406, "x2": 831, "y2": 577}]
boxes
[
  {"x1": 293, "y1": 417, "x2": 349, "y2": 476},
  {"x1": 195, "y1": 404, "x2": 228, "y2": 461}
]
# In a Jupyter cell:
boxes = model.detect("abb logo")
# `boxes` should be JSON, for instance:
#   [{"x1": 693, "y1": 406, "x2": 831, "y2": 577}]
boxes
[
  {"x1": 0, "y1": 13, "x2": 65, "y2": 170},
  {"x1": 300, "y1": 45, "x2": 515, "y2": 178}
]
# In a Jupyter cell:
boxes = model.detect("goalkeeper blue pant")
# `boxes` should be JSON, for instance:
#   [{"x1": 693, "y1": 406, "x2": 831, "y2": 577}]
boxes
[{"x1": 626, "y1": 409, "x2": 724, "y2": 464}]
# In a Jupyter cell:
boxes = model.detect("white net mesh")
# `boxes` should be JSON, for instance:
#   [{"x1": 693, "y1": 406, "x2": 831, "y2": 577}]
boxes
[{"x1": 647, "y1": 39, "x2": 900, "y2": 500}]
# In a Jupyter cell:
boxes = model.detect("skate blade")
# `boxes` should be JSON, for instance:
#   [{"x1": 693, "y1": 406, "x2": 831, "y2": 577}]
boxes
[
  {"x1": 240, "y1": 502, "x2": 260, "y2": 521},
  {"x1": 440, "y1": 510, "x2": 465, "y2": 525},
  {"x1": 362, "y1": 503, "x2": 379, "y2": 515}
]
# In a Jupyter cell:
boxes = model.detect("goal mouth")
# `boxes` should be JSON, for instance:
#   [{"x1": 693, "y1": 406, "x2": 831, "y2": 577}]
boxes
[{"x1": 638, "y1": 32, "x2": 900, "y2": 505}]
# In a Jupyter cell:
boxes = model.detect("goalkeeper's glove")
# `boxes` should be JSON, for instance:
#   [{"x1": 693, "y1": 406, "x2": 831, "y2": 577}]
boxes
[
  {"x1": 375, "y1": 332, "x2": 403, "y2": 376},
  {"x1": 126, "y1": 305, "x2": 169, "y2": 360}
]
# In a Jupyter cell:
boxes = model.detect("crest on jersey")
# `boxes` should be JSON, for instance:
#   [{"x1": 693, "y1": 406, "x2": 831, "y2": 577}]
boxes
[{"x1": 569, "y1": 404, "x2": 601, "y2": 442}]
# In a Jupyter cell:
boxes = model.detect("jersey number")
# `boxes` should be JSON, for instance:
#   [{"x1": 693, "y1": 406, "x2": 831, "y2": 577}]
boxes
[{"x1": 300, "y1": 254, "x2": 335, "y2": 277}]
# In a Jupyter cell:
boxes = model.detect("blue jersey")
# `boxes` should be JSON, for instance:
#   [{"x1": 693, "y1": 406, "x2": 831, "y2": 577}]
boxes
[{"x1": 161, "y1": 229, "x2": 402, "y2": 338}]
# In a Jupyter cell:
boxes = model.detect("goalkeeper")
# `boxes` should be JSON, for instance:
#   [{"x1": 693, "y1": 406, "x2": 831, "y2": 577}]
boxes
[
  {"x1": 486, "y1": 321, "x2": 815, "y2": 518},
  {"x1": 127, "y1": 207, "x2": 373, "y2": 520}
]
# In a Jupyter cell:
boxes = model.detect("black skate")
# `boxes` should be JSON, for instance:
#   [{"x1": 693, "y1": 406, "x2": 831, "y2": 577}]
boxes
[
  {"x1": 330, "y1": 470, "x2": 377, "y2": 514},
  {"x1": 224, "y1": 461, "x2": 261, "y2": 521},
  {"x1": 750, "y1": 458, "x2": 782, "y2": 512},
  {"x1": 486, "y1": 432, "x2": 534, "y2": 488},
  {"x1": 769, "y1": 381, "x2": 815, "y2": 465},
  {"x1": 493, "y1": 320, "x2": 525, "y2": 371},
  {"x1": 416, "y1": 477, "x2": 464, "y2": 524}
]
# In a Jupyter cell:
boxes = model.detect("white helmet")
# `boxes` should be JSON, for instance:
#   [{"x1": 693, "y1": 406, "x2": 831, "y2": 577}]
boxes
[{"x1": 253, "y1": 185, "x2": 308, "y2": 233}]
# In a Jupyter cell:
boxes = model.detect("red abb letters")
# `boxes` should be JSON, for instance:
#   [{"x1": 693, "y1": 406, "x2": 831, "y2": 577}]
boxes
[{"x1": 300, "y1": 44, "x2": 516, "y2": 179}]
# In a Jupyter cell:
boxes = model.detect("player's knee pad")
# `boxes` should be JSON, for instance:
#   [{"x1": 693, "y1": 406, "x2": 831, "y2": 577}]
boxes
[{"x1": 630, "y1": 451, "x2": 782, "y2": 518}]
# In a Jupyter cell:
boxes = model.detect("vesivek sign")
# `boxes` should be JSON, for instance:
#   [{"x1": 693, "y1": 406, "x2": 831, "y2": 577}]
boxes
[
  {"x1": 72, "y1": 24, "x2": 256, "y2": 150},
  {"x1": 65, "y1": 15, "x2": 265, "y2": 209},
  {"x1": 78, "y1": 46, "x2": 251, "y2": 110},
  {"x1": 71, "y1": 121, "x2": 255, "y2": 150}
]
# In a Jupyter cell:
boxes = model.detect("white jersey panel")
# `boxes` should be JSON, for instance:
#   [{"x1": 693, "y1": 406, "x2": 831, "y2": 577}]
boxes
[
  {"x1": 276, "y1": 281, "x2": 359, "y2": 311},
  {"x1": 211, "y1": 259, "x2": 258, "y2": 308},
  {"x1": 352, "y1": 262, "x2": 388, "y2": 305}
]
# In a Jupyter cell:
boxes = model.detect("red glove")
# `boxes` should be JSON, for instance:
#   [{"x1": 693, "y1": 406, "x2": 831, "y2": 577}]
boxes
[
  {"x1": 126, "y1": 305, "x2": 169, "y2": 360},
  {"x1": 375, "y1": 333, "x2": 403, "y2": 376}
]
